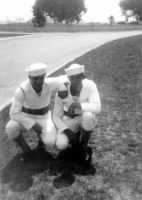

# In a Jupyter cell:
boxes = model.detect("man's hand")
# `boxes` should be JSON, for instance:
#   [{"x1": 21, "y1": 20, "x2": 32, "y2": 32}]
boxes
[
  {"x1": 31, "y1": 123, "x2": 42, "y2": 136},
  {"x1": 67, "y1": 102, "x2": 82, "y2": 118}
]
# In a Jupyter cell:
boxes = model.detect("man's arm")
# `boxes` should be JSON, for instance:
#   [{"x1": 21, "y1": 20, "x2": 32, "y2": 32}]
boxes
[
  {"x1": 10, "y1": 87, "x2": 36, "y2": 130},
  {"x1": 80, "y1": 80, "x2": 101, "y2": 114},
  {"x1": 53, "y1": 95, "x2": 78, "y2": 145},
  {"x1": 52, "y1": 95, "x2": 68, "y2": 132}
]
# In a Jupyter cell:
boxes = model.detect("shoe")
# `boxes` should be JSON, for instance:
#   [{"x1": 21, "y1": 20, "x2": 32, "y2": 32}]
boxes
[
  {"x1": 85, "y1": 146, "x2": 92, "y2": 164},
  {"x1": 37, "y1": 140, "x2": 45, "y2": 151},
  {"x1": 20, "y1": 150, "x2": 35, "y2": 162},
  {"x1": 53, "y1": 171, "x2": 75, "y2": 188}
]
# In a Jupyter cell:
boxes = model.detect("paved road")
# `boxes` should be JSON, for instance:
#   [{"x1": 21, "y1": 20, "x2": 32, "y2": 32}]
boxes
[{"x1": 0, "y1": 31, "x2": 141, "y2": 108}]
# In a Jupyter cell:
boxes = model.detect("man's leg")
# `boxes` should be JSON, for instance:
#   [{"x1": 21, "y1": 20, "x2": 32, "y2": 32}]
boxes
[
  {"x1": 6, "y1": 120, "x2": 31, "y2": 153},
  {"x1": 39, "y1": 112, "x2": 57, "y2": 153},
  {"x1": 54, "y1": 132, "x2": 76, "y2": 188},
  {"x1": 80, "y1": 128, "x2": 93, "y2": 163},
  {"x1": 80, "y1": 112, "x2": 96, "y2": 164},
  {"x1": 55, "y1": 116, "x2": 82, "y2": 150}
]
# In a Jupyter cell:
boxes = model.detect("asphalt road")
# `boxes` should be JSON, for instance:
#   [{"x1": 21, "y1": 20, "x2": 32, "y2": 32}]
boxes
[{"x1": 0, "y1": 31, "x2": 141, "y2": 108}]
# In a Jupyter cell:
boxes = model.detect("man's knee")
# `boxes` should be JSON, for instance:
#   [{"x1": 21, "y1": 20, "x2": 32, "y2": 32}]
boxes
[
  {"x1": 5, "y1": 120, "x2": 21, "y2": 140},
  {"x1": 81, "y1": 112, "x2": 96, "y2": 131},
  {"x1": 41, "y1": 128, "x2": 56, "y2": 147},
  {"x1": 56, "y1": 134, "x2": 69, "y2": 150}
]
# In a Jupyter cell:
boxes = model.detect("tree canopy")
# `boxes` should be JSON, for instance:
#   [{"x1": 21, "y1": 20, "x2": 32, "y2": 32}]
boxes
[
  {"x1": 32, "y1": 6, "x2": 46, "y2": 27},
  {"x1": 108, "y1": 15, "x2": 115, "y2": 25},
  {"x1": 119, "y1": 0, "x2": 142, "y2": 21},
  {"x1": 32, "y1": 0, "x2": 87, "y2": 26}
]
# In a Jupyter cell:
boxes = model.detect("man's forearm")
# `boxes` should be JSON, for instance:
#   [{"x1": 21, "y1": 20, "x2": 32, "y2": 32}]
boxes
[{"x1": 81, "y1": 102, "x2": 101, "y2": 114}]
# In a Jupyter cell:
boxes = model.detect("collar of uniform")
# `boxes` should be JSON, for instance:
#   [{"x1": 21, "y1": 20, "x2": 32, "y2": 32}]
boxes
[
  {"x1": 41, "y1": 82, "x2": 46, "y2": 95},
  {"x1": 68, "y1": 79, "x2": 84, "y2": 97},
  {"x1": 28, "y1": 80, "x2": 46, "y2": 96}
]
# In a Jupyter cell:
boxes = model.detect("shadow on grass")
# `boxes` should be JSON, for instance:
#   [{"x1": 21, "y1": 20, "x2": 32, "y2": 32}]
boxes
[
  {"x1": 1, "y1": 149, "x2": 53, "y2": 191},
  {"x1": 1, "y1": 146, "x2": 96, "y2": 191}
]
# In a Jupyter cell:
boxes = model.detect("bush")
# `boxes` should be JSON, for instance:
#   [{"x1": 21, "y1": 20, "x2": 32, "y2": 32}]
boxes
[
  {"x1": 32, "y1": 16, "x2": 46, "y2": 27},
  {"x1": 117, "y1": 21, "x2": 126, "y2": 24},
  {"x1": 129, "y1": 21, "x2": 140, "y2": 25}
]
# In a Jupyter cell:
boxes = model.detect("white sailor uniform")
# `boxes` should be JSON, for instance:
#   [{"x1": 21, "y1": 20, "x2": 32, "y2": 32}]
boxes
[
  {"x1": 5, "y1": 63, "x2": 68, "y2": 149},
  {"x1": 6, "y1": 77, "x2": 62, "y2": 146},
  {"x1": 53, "y1": 78, "x2": 101, "y2": 150}
]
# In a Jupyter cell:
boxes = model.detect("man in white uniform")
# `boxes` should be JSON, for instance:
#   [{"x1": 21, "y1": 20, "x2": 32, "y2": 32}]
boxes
[
  {"x1": 5, "y1": 63, "x2": 65, "y2": 156},
  {"x1": 53, "y1": 63, "x2": 101, "y2": 162},
  {"x1": 52, "y1": 63, "x2": 101, "y2": 187}
]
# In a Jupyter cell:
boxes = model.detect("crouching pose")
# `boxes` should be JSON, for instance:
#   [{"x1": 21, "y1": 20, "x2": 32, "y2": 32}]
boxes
[
  {"x1": 5, "y1": 63, "x2": 66, "y2": 157},
  {"x1": 53, "y1": 63, "x2": 101, "y2": 164}
]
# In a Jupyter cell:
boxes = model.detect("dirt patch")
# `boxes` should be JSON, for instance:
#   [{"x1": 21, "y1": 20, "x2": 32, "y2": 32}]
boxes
[{"x1": 0, "y1": 35, "x2": 142, "y2": 200}]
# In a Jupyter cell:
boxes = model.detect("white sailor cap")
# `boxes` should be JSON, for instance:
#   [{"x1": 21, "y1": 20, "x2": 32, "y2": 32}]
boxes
[
  {"x1": 25, "y1": 63, "x2": 48, "y2": 77},
  {"x1": 65, "y1": 64, "x2": 85, "y2": 76}
]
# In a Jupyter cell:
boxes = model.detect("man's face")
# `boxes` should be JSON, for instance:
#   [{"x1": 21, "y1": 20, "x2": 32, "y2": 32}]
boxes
[
  {"x1": 68, "y1": 73, "x2": 84, "y2": 87},
  {"x1": 29, "y1": 74, "x2": 46, "y2": 92}
]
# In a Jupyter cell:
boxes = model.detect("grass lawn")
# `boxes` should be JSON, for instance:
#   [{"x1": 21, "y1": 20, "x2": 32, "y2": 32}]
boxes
[
  {"x1": 0, "y1": 23, "x2": 141, "y2": 33},
  {"x1": 0, "y1": 34, "x2": 142, "y2": 200}
]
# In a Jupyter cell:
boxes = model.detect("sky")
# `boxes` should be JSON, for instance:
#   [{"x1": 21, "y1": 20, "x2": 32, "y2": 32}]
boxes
[
  {"x1": 83, "y1": 0, "x2": 124, "y2": 22},
  {"x1": 0, "y1": 0, "x2": 124, "y2": 23}
]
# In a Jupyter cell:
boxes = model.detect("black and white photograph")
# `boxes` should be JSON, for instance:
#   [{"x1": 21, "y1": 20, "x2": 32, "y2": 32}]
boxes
[{"x1": 0, "y1": 0, "x2": 141, "y2": 199}]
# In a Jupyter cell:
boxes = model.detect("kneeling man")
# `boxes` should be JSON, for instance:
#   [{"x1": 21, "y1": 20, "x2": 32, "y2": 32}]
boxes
[
  {"x1": 53, "y1": 63, "x2": 101, "y2": 163},
  {"x1": 5, "y1": 63, "x2": 65, "y2": 156}
]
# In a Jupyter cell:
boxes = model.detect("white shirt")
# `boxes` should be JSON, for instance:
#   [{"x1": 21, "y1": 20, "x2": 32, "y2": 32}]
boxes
[
  {"x1": 10, "y1": 76, "x2": 65, "y2": 130},
  {"x1": 53, "y1": 78, "x2": 101, "y2": 132}
]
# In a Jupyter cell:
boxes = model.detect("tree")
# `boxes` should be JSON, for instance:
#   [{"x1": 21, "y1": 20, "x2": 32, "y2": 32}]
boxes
[
  {"x1": 119, "y1": 0, "x2": 142, "y2": 21},
  {"x1": 33, "y1": 0, "x2": 87, "y2": 25},
  {"x1": 32, "y1": 5, "x2": 46, "y2": 27},
  {"x1": 108, "y1": 15, "x2": 115, "y2": 25}
]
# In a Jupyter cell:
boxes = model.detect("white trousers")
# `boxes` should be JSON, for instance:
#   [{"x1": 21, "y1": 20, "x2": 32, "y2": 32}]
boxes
[
  {"x1": 6, "y1": 111, "x2": 96, "y2": 151},
  {"x1": 6, "y1": 111, "x2": 55, "y2": 144},
  {"x1": 63, "y1": 111, "x2": 96, "y2": 133},
  {"x1": 55, "y1": 111, "x2": 96, "y2": 150}
]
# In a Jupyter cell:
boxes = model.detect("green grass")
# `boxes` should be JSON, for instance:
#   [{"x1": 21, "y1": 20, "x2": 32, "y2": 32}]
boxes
[
  {"x1": 0, "y1": 22, "x2": 141, "y2": 32},
  {"x1": 0, "y1": 35, "x2": 142, "y2": 200}
]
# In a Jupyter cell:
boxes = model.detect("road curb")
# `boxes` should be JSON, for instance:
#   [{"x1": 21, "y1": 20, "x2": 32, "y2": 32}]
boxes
[
  {"x1": 0, "y1": 34, "x2": 32, "y2": 41},
  {"x1": 0, "y1": 99, "x2": 12, "y2": 114}
]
